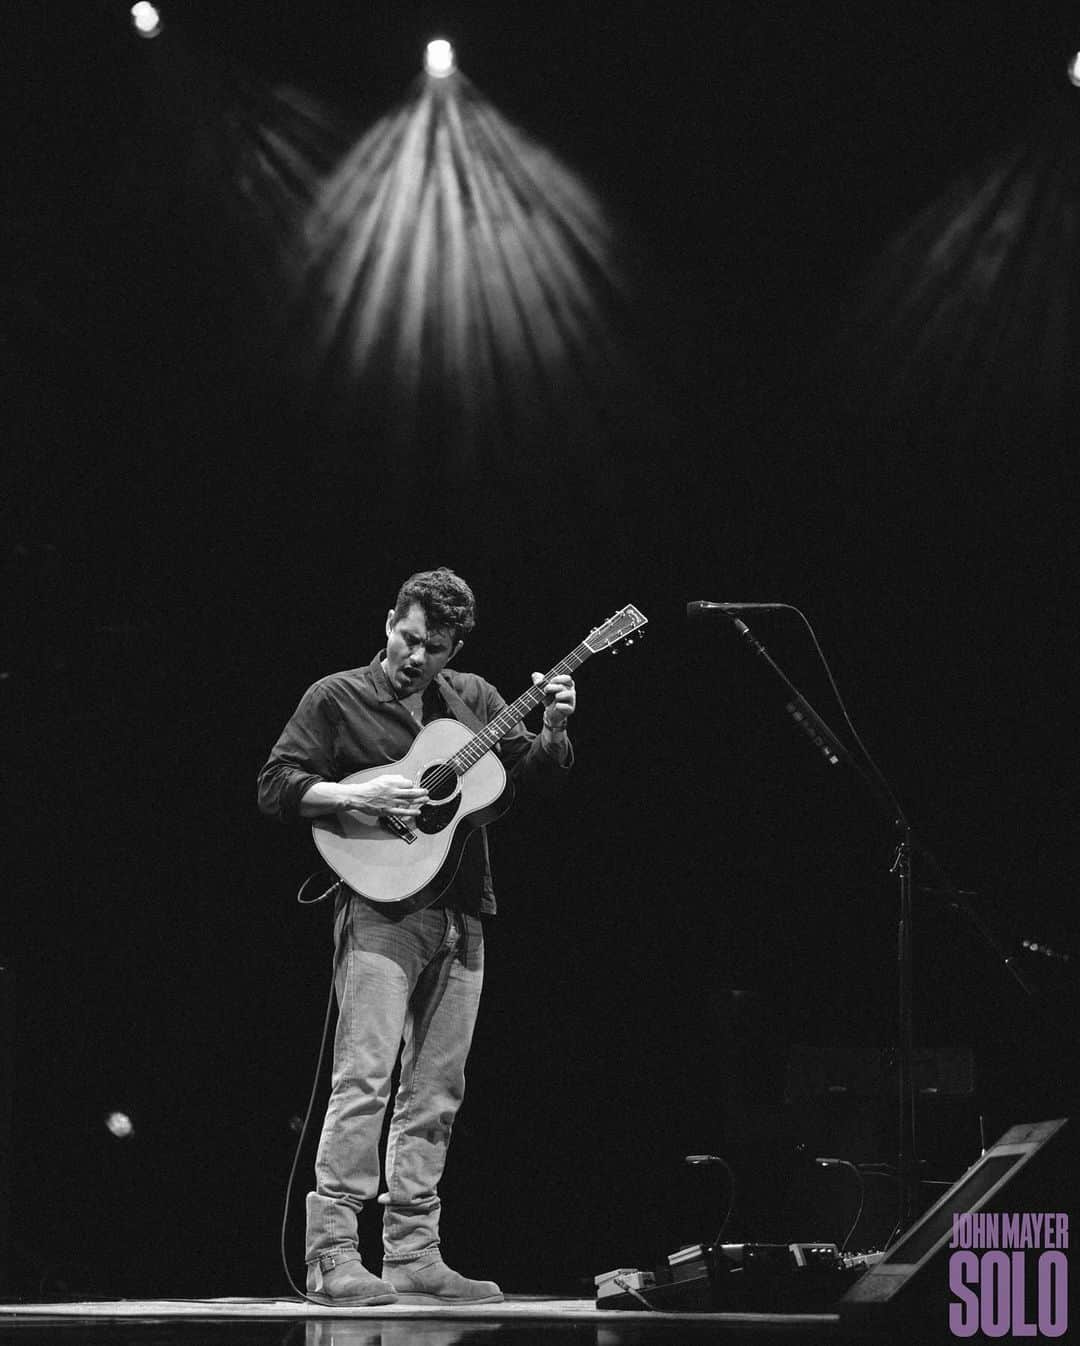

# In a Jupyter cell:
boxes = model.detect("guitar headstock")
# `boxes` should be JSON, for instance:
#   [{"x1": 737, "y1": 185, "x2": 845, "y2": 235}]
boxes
[{"x1": 584, "y1": 604, "x2": 648, "y2": 654}]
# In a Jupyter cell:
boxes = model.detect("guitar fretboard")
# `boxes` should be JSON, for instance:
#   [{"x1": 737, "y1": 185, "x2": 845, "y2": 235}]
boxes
[{"x1": 448, "y1": 641, "x2": 592, "y2": 774}]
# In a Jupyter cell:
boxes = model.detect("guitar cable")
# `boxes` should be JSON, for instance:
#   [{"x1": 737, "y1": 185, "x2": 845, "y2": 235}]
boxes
[
  {"x1": 278, "y1": 874, "x2": 345, "y2": 1299},
  {"x1": 297, "y1": 869, "x2": 341, "y2": 906}
]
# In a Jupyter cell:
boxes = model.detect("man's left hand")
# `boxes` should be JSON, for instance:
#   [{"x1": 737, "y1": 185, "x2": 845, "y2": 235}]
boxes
[{"x1": 532, "y1": 672, "x2": 575, "y2": 731}]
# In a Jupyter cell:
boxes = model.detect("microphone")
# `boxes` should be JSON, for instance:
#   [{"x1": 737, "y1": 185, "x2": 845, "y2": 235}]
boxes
[{"x1": 686, "y1": 600, "x2": 786, "y2": 616}]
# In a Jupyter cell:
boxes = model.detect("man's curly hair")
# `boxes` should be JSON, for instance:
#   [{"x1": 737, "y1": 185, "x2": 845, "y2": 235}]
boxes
[{"x1": 392, "y1": 567, "x2": 477, "y2": 644}]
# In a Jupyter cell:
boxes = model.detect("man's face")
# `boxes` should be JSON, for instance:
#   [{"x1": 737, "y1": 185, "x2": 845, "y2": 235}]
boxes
[{"x1": 383, "y1": 603, "x2": 461, "y2": 696}]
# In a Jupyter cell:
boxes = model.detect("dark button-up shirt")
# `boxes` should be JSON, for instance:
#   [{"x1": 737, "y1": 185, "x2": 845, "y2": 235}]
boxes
[{"x1": 257, "y1": 654, "x2": 572, "y2": 914}]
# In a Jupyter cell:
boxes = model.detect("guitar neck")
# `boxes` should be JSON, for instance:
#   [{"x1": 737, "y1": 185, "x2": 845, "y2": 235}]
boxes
[{"x1": 450, "y1": 643, "x2": 593, "y2": 774}]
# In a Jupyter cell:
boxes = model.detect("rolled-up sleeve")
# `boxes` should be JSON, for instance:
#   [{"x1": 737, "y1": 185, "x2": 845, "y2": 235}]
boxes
[{"x1": 257, "y1": 684, "x2": 339, "y2": 823}]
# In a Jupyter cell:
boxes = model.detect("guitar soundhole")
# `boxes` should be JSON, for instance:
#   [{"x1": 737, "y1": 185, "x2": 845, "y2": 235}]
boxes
[
  {"x1": 419, "y1": 762, "x2": 458, "y2": 802},
  {"x1": 415, "y1": 762, "x2": 461, "y2": 835}
]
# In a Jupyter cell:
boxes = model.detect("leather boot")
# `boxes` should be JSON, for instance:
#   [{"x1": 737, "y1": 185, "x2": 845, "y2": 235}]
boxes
[
  {"x1": 383, "y1": 1257, "x2": 503, "y2": 1304},
  {"x1": 305, "y1": 1250, "x2": 398, "y2": 1306}
]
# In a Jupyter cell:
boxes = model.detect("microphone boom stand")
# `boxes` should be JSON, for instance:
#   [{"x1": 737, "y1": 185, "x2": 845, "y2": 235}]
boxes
[
  {"x1": 724, "y1": 614, "x2": 924, "y2": 1235},
  {"x1": 693, "y1": 599, "x2": 1036, "y2": 1234}
]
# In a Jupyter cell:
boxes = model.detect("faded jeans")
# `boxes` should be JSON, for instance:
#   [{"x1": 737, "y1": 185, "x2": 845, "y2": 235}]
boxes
[{"x1": 304, "y1": 895, "x2": 485, "y2": 1268}]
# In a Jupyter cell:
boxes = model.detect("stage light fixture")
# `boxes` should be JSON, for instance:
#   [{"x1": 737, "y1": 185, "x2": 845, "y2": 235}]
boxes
[
  {"x1": 105, "y1": 1111, "x2": 134, "y2": 1139},
  {"x1": 424, "y1": 39, "x2": 455, "y2": 78},
  {"x1": 130, "y1": 2, "x2": 162, "y2": 39},
  {"x1": 1068, "y1": 52, "x2": 1080, "y2": 87}
]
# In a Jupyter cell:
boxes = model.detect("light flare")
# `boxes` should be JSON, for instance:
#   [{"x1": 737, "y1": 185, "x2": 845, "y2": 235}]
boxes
[
  {"x1": 105, "y1": 1111, "x2": 135, "y2": 1139},
  {"x1": 130, "y1": 3, "x2": 162, "y2": 39},
  {"x1": 424, "y1": 40, "x2": 455, "y2": 79}
]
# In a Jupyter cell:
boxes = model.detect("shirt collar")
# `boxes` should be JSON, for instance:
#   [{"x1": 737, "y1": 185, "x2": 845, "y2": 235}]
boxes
[
  {"x1": 369, "y1": 652, "x2": 397, "y2": 702},
  {"x1": 369, "y1": 652, "x2": 454, "y2": 713}
]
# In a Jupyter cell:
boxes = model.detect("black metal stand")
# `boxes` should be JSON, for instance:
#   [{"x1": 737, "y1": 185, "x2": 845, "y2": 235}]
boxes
[
  {"x1": 892, "y1": 829, "x2": 918, "y2": 1231},
  {"x1": 720, "y1": 613, "x2": 1034, "y2": 1237}
]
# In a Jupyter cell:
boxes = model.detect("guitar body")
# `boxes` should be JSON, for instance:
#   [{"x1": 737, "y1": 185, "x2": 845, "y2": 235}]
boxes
[{"x1": 311, "y1": 718, "x2": 512, "y2": 913}]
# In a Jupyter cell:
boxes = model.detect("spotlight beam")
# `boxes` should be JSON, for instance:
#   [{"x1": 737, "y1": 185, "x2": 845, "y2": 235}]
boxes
[{"x1": 290, "y1": 71, "x2": 630, "y2": 447}]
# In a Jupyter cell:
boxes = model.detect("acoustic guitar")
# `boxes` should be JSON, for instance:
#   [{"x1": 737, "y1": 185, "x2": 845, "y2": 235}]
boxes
[{"x1": 312, "y1": 604, "x2": 647, "y2": 912}]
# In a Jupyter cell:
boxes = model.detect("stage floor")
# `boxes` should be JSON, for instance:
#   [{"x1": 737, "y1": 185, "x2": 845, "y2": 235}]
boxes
[{"x1": 0, "y1": 1296, "x2": 852, "y2": 1345}]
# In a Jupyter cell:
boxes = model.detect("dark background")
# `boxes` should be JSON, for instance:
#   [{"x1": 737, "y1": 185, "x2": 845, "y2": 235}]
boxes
[{"x1": 3, "y1": 0, "x2": 1077, "y2": 1298}]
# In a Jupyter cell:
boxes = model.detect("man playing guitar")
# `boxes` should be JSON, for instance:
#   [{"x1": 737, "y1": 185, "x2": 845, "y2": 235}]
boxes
[{"x1": 257, "y1": 567, "x2": 575, "y2": 1306}]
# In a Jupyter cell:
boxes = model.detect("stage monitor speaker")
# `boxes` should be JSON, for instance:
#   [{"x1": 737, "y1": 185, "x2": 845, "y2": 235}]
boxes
[{"x1": 839, "y1": 1118, "x2": 1072, "y2": 1335}]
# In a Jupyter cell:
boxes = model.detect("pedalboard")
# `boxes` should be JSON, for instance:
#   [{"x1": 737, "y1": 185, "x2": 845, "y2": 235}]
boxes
[{"x1": 595, "y1": 1240, "x2": 880, "y2": 1312}]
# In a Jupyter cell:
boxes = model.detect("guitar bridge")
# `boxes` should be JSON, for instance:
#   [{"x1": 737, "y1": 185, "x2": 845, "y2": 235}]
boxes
[{"x1": 378, "y1": 816, "x2": 417, "y2": 844}]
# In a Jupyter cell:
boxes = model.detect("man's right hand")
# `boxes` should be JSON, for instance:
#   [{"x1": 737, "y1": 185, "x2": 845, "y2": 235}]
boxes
[{"x1": 341, "y1": 775, "x2": 429, "y2": 818}]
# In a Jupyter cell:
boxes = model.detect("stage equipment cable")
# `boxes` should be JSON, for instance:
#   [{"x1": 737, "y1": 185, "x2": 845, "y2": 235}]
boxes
[{"x1": 277, "y1": 875, "x2": 344, "y2": 1299}]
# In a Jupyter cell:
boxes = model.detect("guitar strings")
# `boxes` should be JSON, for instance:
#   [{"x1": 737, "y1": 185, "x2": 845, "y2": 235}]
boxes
[
  {"x1": 417, "y1": 645, "x2": 587, "y2": 795},
  {"x1": 419, "y1": 650, "x2": 582, "y2": 792}
]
